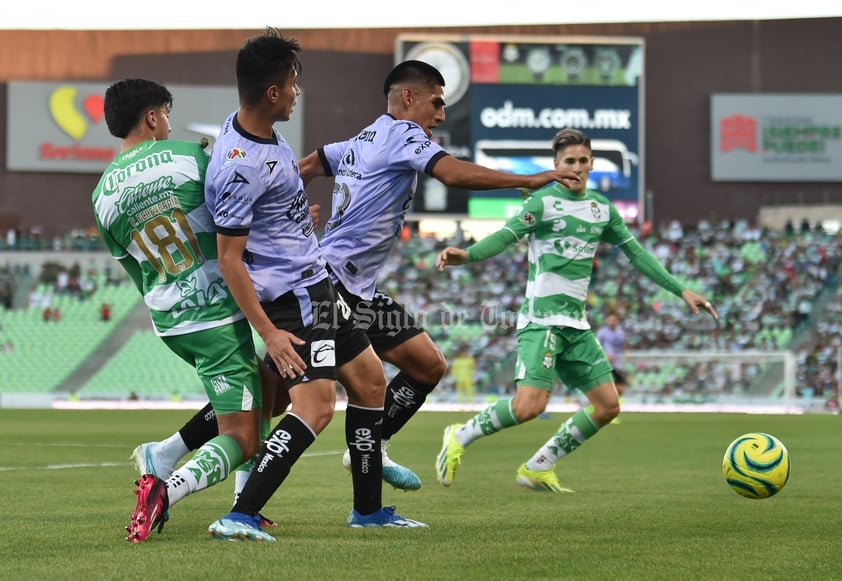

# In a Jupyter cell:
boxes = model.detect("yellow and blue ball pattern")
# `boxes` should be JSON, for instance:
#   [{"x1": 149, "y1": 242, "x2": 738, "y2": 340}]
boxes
[{"x1": 722, "y1": 432, "x2": 790, "y2": 499}]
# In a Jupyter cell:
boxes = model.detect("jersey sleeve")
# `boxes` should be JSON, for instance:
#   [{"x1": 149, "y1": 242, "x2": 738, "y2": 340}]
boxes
[
  {"x1": 390, "y1": 122, "x2": 448, "y2": 175},
  {"x1": 95, "y1": 214, "x2": 127, "y2": 261},
  {"x1": 318, "y1": 140, "x2": 351, "y2": 177},
  {"x1": 601, "y1": 201, "x2": 634, "y2": 246},
  {"x1": 502, "y1": 193, "x2": 544, "y2": 240},
  {"x1": 207, "y1": 162, "x2": 262, "y2": 236}
]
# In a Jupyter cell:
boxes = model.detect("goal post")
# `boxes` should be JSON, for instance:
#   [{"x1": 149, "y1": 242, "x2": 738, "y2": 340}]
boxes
[{"x1": 622, "y1": 350, "x2": 798, "y2": 413}]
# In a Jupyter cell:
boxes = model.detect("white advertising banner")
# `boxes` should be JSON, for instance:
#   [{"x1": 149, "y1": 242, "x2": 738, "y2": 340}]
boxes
[{"x1": 711, "y1": 94, "x2": 842, "y2": 181}]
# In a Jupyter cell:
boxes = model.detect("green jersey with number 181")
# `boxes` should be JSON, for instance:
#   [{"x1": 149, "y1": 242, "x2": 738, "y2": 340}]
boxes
[
  {"x1": 92, "y1": 140, "x2": 244, "y2": 337},
  {"x1": 504, "y1": 184, "x2": 633, "y2": 331}
]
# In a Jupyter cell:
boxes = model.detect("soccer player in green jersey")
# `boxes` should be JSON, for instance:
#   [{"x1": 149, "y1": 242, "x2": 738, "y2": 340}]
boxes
[
  {"x1": 434, "y1": 128, "x2": 719, "y2": 492},
  {"x1": 92, "y1": 78, "x2": 280, "y2": 541}
]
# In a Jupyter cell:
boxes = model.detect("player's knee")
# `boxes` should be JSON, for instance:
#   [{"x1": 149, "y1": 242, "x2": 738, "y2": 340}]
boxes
[
  {"x1": 511, "y1": 399, "x2": 546, "y2": 422},
  {"x1": 308, "y1": 407, "x2": 335, "y2": 433},
  {"x1": 292, "y1": 401, "x2": 335, "y2": 434},
  {"x1": 418, "y1": 349, "x2": 447, "y2": 384},
  {"x1": 591, "y1": 400, "x2": 620, "y2": 425},
  {"x1": 224, "y1": 431, "x2": 260, "y2": 460}
]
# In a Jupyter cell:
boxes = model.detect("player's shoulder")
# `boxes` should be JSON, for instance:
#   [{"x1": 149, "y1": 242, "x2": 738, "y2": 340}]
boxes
[
  {"x1": 160, "y1": 139, "x2": 206, "y2": 152},
  {"x1": 584, "y1": 189, "x2": 613, "y2": 205},
  {"x1": 381, "y1": 114, "x2": 426, "y2": 138}
]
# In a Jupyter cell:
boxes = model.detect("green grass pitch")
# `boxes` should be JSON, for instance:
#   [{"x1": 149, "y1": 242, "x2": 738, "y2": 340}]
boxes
[{"x1": 0, "y1": 409, "x2": 839, "y2": 580}]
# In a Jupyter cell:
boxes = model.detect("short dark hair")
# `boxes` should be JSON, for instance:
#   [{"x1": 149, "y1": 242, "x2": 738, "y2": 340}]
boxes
[
  {"x1": 383, "y1": 60, "x2": 446, "y2": 96},
  {"x1": 104, "y1": 79, "x2": 172, "y2": 139},
  {"x1": 236, "y1": 27, "x2": 302, "y2": 107},
  {"x1": 551, "y1": 128, "x2": 591, "y2": 156}
]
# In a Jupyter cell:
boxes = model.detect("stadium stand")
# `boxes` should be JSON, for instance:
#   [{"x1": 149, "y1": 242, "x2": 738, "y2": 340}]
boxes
[
  {"x1": 0, "y1": 272, "x2": 140, "y2": 392},
  {"x1": 0, "y1": 220, "x2": 839, "y2": 410}
]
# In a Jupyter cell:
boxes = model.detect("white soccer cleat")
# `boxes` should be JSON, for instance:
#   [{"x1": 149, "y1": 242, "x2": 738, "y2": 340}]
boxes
[
  {"x1": 130, "y1": 442, "x2": 175, "y2": 480},
  {"x1": 342, "y1": 443, "x2": 422, "y2": 491}
]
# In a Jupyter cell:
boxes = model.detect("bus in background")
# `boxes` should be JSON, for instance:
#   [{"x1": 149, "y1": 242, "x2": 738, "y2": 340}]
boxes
[{"x1": 474, "y1": 138, "x2": 638, "y2": 194}]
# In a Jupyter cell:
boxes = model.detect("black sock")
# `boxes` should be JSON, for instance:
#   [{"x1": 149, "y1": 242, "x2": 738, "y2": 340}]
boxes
[
  {"x1": 346, "y1": 404, "x2": 383, "y2": 515},
  {"x1": 231, "y1": 414, "x2": 315, "y2": 516},
  {"x1": 178, "y1": 402, "x2": 218, "y2": 450},
  {"x1": 382, "y1": 372, "x2": 436, "y2": 440}
]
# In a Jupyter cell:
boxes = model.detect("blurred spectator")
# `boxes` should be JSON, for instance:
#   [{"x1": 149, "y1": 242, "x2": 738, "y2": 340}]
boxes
[{"x1": 450, "y1": 344, "x2": 476, "y2": 403}]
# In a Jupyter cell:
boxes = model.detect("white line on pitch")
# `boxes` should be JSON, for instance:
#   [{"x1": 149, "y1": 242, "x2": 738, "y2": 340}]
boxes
[{"x1": 0, "y1": 450, "x2": 344, "y2": 472}]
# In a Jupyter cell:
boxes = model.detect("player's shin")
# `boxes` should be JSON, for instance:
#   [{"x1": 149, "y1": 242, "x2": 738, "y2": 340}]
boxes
[{"x1": 346, "y1": 404, "x2": 384, "y2": 515}]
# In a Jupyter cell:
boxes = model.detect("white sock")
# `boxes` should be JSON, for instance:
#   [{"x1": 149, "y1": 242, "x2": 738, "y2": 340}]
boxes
[
  {"x1": 158, "y1": 432, "x2": 189, "y2": 467},
  {"x1": 233, "y1": 465, "x2": 252, "y2": 501}
]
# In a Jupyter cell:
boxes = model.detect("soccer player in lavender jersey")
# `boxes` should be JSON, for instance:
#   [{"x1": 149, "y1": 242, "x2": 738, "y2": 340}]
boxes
[
  {"x1": 204, "y1": 28, "x2": 425, "y2": 540},
  {"x1": 435, "y1": 128, "x2": 719, "y2": 492},
  {"x1": 298, "y1": 60, "x2": 581, "y2": 487},
  {"x1": 596, "y1": 311, "x2": 629, "y2": 395}
]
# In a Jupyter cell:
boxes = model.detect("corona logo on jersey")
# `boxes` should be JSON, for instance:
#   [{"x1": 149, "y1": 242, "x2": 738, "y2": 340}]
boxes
[{"x1": 49, "y1": 86, "x2": 104, "y2": 140}]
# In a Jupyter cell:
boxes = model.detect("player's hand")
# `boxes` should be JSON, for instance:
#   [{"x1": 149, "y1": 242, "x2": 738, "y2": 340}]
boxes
[
  {"x1": 682, "y1": 289, "x2": 719, "y2": 320},
  {"x1": 309, "y1": 204, "x2": 320, "y2": 229},
  {"x1": 436, "y1": 247, "x2": 469, "y2": 270},
  {"x1": 264, "y1": 328, "x2": 306, "y2": 378},
  {"x1": 527, "y1": 169, "x2": 581, "y2": 190}
]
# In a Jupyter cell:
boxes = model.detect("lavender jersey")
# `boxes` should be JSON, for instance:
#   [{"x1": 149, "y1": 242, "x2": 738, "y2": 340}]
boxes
[
  {"x1": 596, "y1": 325, "x2": 626, "y2": 368},
  {"x1": 317, "y1": 114, "x2": 448, "y2": 299},
  {"x1": 205, "y1": 112, "x2": 327, "y2": 301}
]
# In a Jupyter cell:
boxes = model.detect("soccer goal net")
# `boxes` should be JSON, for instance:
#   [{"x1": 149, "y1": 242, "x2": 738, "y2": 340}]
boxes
[{"x1": 621, "y1": 350, "x2": 798, "y2": 413}]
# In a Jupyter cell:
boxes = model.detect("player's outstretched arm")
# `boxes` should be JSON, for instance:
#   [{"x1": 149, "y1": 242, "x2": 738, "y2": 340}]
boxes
[
  {"x1": 681, "y1": 289, "x2": 719, "y2": 320},
  {"x1": 436, "y1": 247, "x2": 469, "y2": 270},
  {"x1": 431, "y1": 156, "x2": 580, "y2": 191},
  {"x1": 298, "y1": 150, "x2": 326, "y2": 187}
]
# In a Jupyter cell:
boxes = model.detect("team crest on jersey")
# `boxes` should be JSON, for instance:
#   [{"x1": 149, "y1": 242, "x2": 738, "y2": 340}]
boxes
[
  {"x1": 226, "y1": 148, "x2": 247, "y2": 160},
  {"x1": 542, "y1": 351, "x2": 554, "y2": 369},
  {"x1": 590, "y1": 201, "x2": 601, "y2": 219},
  {"x1": 520, "y1": 212, "x2": 536, "y2": 227}
]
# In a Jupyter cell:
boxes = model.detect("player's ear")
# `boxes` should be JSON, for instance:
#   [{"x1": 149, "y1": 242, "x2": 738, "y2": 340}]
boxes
[
  {"x1": 144, "y1": 108, "x2": 157, "y2": 130},
  {"x1": 265, "y1": 85, "x2": 278, "y2": 103}
]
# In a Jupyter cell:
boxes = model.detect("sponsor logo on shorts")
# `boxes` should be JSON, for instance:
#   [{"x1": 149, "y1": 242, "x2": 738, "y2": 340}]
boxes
[
  {"x1": 311, "y1": 340, "x2": 335, "y2": 367},
  {"x1": 210, "y1": 374, "x2": 232, "y2": 396}
]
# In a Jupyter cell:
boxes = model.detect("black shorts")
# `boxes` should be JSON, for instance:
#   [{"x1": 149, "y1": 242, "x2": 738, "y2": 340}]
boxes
[
  {"x1": 333, "y1": 282, "x2": 426, "y2": 355},
  {"x1": 261, "y1": 277, "x2": 370, "y2": 387},
  {"x1": 612, "y1": 367, "x2": 629, "y2": 387}
]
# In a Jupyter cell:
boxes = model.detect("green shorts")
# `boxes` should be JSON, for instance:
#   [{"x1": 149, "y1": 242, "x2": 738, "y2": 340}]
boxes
[
  {"x1": 162, "y1": 318, "x2": 261, "y2": 415},
  {"x1": 514, "y1": 323, "x2": 614, "y2": 393}
]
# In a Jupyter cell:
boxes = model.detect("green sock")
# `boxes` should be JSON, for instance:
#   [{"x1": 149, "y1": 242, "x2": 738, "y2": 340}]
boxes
[
  {"x1": 526, "y1": 409, "x2": 599, "y2": 470},
  {"x1": 166, "y1": 434, "x2": 241, "y2": 507},
  {"x1": 458, "y1": 399, "x2": 518, "y2": 447}
]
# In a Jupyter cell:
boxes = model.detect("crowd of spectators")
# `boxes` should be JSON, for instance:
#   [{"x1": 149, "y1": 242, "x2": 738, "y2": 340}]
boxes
[
  {"x1": 377, "y1": 219, "x2": 842, "y2": 405},
  {"x1": 2, "y1": 220, "x2": 840, "y2": 408},
  {"x1": 2, "y1": 227, "x2": 104, "y2": 252}
]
